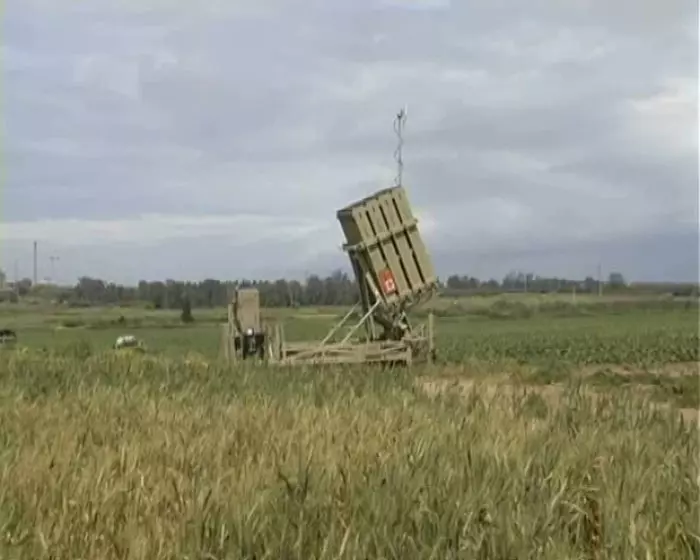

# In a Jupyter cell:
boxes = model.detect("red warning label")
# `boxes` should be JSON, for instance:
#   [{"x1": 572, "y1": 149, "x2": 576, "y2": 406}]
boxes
[{"x1": 380, "y1": 268, "x2": 397, "y2": 295}]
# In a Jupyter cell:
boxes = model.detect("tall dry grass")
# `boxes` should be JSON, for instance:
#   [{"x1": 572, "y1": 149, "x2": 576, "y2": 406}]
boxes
[{"x1": 0, "y1": 350, "x2": 697, "y2": 559}]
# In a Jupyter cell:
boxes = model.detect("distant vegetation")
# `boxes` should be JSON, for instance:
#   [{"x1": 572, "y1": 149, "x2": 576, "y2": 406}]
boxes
[{"x1": 3, "y1": 268, "x2": 698, "y2": 309}]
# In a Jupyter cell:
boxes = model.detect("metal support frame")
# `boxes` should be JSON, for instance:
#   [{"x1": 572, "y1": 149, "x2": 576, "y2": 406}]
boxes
[
  {"x1": 267, "y1": 304, "x2": 435, "y2": 367},
  {"x1": 319, "y1": 302, "x2": 359, "y2": 346},
  {"x1": 273, "y1": 300, "x2": 378, "y2": 363},
  {"x1": 340, "y1": 299, "x2": 381, "y2": 344}
]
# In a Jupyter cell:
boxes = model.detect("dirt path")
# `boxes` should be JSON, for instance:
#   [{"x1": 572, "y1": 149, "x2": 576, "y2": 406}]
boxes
[
  {"x1": 575, "y1": 362, "x2": 699, "y2": 378},
  {"x1": 418, "y1": 373, "x2": 699, "y2": 425}
]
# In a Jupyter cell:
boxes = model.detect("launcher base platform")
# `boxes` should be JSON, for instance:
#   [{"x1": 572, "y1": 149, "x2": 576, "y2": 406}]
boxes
[{"x1": 267, "y1": 312, "x2": 434, "y2": 367}]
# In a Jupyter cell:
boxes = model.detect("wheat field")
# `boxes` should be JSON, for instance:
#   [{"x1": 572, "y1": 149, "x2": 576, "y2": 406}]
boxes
[{"x1": 0, "y1": 349, "x2": 697, "y2": 559}]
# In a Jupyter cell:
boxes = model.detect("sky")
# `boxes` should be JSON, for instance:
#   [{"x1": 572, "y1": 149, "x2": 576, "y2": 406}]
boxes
[{"x1": 2, "y1": 0, "x2": 698, "y2": 285}]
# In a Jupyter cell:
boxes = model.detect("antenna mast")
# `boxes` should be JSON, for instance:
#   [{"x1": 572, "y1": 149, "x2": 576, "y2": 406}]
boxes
[{"x1": 393, "y1": 106, "x2": 408, "y2": 186}]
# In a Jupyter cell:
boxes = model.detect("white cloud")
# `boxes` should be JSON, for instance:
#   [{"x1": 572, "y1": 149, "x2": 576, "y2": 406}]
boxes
[
  {"x1": 377, "y1": 0, "x2": 451, "y2": 10},
  {"x1": 627, "y1": 77, "x2": 698, "y2": 156},
  {"x1": 72, "y1": 54, "x2": 144, "y2": 99},
  {"x1": 3, "y1": 214, "x2": 327, "y2": 248},
  {"x1": 478, "y1": 22, "x2": 615, "y2": 66}
]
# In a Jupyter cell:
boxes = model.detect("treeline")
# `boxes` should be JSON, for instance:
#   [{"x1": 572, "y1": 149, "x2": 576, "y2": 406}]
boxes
[
  {"x1": 17, "y1": 272, "x2": 359, "y2": 308},
  {"x1": 444, "y1": 271, "x2": 626, "y2": 294},
  {"x1": 5, "y1": 269, "x2": 697, "y2": 308}
]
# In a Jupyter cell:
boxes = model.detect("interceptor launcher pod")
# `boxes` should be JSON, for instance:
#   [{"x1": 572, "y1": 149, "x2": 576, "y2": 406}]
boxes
[
  {"x1": 338, "y1": 185, "x2": 437, "y2": 340},
  {"x1": 269, "y1": 185, "x2": 438, "y2": 366}
]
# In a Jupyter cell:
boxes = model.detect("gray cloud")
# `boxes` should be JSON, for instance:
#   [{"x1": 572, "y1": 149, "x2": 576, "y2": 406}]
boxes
[{"x1": 3, "y1": 0, "x2": 697, "y2": 284}]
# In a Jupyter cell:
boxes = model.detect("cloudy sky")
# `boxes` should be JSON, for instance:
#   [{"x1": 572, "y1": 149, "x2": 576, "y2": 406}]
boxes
[{"x1": 2, "y1": 0, "x2": 698, "y2": 285}]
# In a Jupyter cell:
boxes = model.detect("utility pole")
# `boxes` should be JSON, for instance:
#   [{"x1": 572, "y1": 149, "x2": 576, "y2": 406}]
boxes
[
  {"x1": 33, "y1": 241, "x2": 38, "y2": 286},
  {"x1": 11, "y1": 260, "x2": 19, "y2": 296},
  {"x1": 597, "y1": 262, "x2": 603, "y2": 297}
]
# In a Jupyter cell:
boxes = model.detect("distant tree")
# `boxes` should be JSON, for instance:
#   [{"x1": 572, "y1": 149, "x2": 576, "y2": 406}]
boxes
[
  {"x1": 608, "y1": 272, "x2": 627, "y2": 289},
  {"x1": 16, "y1": 278, "x2": 32, "y2": 296},
  {"x1": 446, "y1": 275, "x2": 461, "y2": 289},
  {"x1": 74, "y1": 277, "x2": 107, "y2": 302},
  {"x1": 583, "y1": 276, "x2": 597, "y2": 293},
  {"x1": 180, "y1": 296, "x2": 194, "y2": 323}
]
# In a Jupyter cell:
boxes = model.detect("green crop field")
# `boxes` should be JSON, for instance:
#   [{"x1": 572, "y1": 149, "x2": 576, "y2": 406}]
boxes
[{"x1": 0, "y1": 296, "x2": 698, "y2": 558}]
